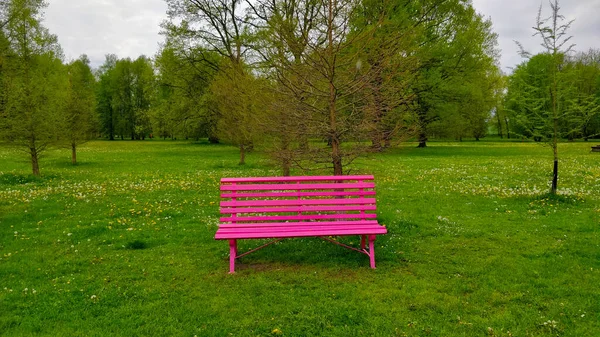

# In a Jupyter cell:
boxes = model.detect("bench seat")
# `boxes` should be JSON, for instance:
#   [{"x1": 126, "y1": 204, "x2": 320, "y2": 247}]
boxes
[{"x1": 215, "y1": 175, "x2": 387, "y2": 273}]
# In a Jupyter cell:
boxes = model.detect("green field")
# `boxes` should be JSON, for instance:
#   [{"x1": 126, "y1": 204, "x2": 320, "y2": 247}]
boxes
[{"x1": 1, "y1": 140, "x2": 599, "y2": 336}]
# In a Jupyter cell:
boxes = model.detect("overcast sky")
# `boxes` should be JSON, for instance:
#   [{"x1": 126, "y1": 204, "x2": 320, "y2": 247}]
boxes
[{"x1": 43, "y1": 0, "x2": 600, "y2": 72}]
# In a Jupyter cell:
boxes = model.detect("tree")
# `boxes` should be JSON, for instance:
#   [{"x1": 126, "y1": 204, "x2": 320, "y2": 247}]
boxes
[
  {"x1": 96, "y1": 54, "x2": 118, "y2": 140},
  {"x1": 410, "y1": 0, "x2": 499, "y2": 147},
  {"x1": 163, "y1": 0, "x2": 257, "y2": 163},
  {"x1": 248, "y1": 0, "x2": 321, "y2": 174},
  {"x1": 512, "y1": 0, "x2": 576, "y2": 194},
  {"x1": 563, "y1": 49, "x2": 600, "y2": 140},
  {"x1": 209, "y1": 64, "x2": 269, "y2": 165},
  {"x1": 154, "y1": 44, "x2": 219, "y2": 141},
  {"x1": 253, "y1": 0, "x2": 400, "y2": 175},
  {"x1": 0, "y1": 0, "x2": 65, "y2": 176},
  {"x1": 96, "y1": 55, "x2": 156, "y2": 140},
  {"x1": 64, "y1": 55, "x2": 96, "y2": 164}
]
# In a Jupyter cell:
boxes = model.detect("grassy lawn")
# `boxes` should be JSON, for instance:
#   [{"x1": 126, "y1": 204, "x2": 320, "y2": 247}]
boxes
[{"x1": 1, "y1": 140, "x2": 599, "y2": 336}]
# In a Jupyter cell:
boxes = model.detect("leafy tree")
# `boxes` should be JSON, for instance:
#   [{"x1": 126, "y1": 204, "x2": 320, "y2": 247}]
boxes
[
  {"x1": 350, "y1": 0, "x2": 420, "y2": 151},
  {"x1": 96, "y1": 55, "x2": 156, "y2": 140},
  {"x1": 163, "y1": 0, "x2": 258, "y2": 163},
  {"x1": 410, "y1": 0, "x2": 499, "y2": 147},
  {"x1": 0, "y1": 0, "x2": 65, "y2": 176},
  {"x1": 563, "y1": 49, "x2": 600, "y2": 140},
  {"x1": 153, "y1": 45, "x2": 219, "y2": 141},
  {"x1": 248, "y1": 0, "x2": 321, "y2": 174},
  {"x1": 209, "y1": 64, "x2": 270, "y2": 165},
  {"x1": 64, "y1": 55, "x2": 97, "y2": 164},
  {"x1": 96, "y1": 54, "x2": 118, "y2": 140},
  {"x1": 253, "y1": 0, "x2": 401, "y2": 174}
]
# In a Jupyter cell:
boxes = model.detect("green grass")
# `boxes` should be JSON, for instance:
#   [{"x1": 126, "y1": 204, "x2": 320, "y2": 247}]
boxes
[{"x1": 1, "y1": 139, "x2": 599, "y2": 336}]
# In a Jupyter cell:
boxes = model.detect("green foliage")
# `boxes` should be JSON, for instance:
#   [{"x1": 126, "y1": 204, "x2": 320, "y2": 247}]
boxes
[
  {"x1": 96, "y1": 56, "x2": 155, "y2": 140},
  {"x1": 63, "y1": 55, "x2": 97, "y2": 163},
  {"x1": 0, "y1": 0, "x2": 65, "y2": 175},
  {"x1": 153, "y1": 45, "x2": 220, "y2": 140},
  {"x1": 409, "y1": 0, "x2": 500, "y2": 147},
  {"x1": 506, "y1": 0, "x2": 588, "y2": 194},
  {"x1": 0, "y1": 140, "x2": 599, "y2": 336}
]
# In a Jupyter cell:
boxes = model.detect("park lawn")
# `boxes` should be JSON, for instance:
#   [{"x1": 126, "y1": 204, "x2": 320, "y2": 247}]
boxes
[{"x1": 0, "y1": 140, "x2": 599, "y2": 336}]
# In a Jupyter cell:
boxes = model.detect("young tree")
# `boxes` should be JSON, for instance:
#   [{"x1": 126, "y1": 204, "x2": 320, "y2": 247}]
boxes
[
  {"x1": 64, "y1": 55, "x2": 96, "y2": 164},
  {"x1": 512, "y1": 0, "x2": 576, "y2": 194},
  {"x1": 0, "y1": 0, "x2": 66, "y2": 176}
]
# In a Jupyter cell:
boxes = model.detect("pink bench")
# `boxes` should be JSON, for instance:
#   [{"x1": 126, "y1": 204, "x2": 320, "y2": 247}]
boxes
[{"x1": 215, "y1": 175, "x2": 387, "y2": 273}]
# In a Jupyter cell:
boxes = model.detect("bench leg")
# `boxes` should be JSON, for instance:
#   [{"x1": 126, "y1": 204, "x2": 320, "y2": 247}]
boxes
[
  {"x1": 229, "y1": 239, "x2": 237, "y2": 274},
  {"x1": 360, "y1": 235, "x2": 366, "y2": 250},
  {"x1": 369, "y1": 235, "x2": 376, "y2": 269}
]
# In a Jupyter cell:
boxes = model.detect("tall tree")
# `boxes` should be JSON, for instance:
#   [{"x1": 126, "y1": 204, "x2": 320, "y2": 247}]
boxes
[
  {"x1": 253, "y1": 0, "x2": 391, "y2": 174},
  {"x1": 96, "y1": 54, "x2": 118, "y2": 140},
  {"x1": 163, "y1": 0, "x2": 257, "y2": 163},
  {"x1": 410, "y1": 0, "x2": 499, "y2": 147},
  {"x1": 0, "y1": 0, "x2": 65, "y2": 176},
  {"x1": 154, "y1": 44, "x2": 219, "y2": 141},
  {"x1": 64, "y1": 55, "x2": 96, "y2": 164},
  {"x1": 563, "y1": 49, "x2": 600, "y2": 140},
  {"x1": 248, "y1": 0, "x2": 321, "y2": 174},
  {"x1": 97, "y1": 56, "x2": 156, "y2": 140}
]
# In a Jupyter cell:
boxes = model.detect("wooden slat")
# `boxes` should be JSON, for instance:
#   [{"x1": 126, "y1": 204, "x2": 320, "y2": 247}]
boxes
[
  {"x1": 220, "y1": 191, "x2": 376, "y2": 198},
  {"x1": 221, "y1": 175, "x2": 374, "y2": 183},
  {"x1": 218, "y1": 220, "x2": 379, "y2": 228},
  {"x1": 220, "y1": 182, "x2": 375, "y2": 191},
  {"x1": 220, "y1": 213, "x2": 377, "y2": 223},
  {"x1": 220, "y1": 205, "x2": 376, "y2": 214},
  {"x1": 215, "y1": 227, "x2": 387, "y2": 240},
  {"x1": 221, "y1": 198, "x2": 376, "y2": 207}
]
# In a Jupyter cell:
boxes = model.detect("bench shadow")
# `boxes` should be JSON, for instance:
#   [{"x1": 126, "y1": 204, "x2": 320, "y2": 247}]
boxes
[{"x1": 231, "y1": 234, "x2": 408, "y2": 273}]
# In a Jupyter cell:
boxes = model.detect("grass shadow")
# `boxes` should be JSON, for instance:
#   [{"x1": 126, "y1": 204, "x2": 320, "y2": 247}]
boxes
[{"x1": 0, "y1": 172, "x2": 60, "y2": 186}]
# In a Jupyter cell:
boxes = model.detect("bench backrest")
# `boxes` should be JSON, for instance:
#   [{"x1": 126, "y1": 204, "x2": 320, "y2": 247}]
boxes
[{"x1": 219, "y1": 175, "x2": 377, "y2": 224}]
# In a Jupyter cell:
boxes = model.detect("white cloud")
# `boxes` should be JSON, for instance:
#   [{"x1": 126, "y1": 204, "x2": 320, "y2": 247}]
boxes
[
  {"x1": 43, "y1": 0, "x2": 167, "y2": 68},
  {"x1": 41, "y1": 0, "x2": 600, "y2": 72},
  {"x1": 472, "y1": 0, "x2": 600, "y2": 73}
]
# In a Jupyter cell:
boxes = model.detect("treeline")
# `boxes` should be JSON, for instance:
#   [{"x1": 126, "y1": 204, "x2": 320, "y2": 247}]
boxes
[
  {"x1": 157, "y1": 0, "x2": 502, "y2": 175},
  {"x1": 0, "y1": 0, "x2": 96, "y2": 174},
  {"x1": 1, "y1": 0, "x2": 599, "y2": 177},
  {"x1": 501, "y1": 49, "x2": 600, "y2": 141}
]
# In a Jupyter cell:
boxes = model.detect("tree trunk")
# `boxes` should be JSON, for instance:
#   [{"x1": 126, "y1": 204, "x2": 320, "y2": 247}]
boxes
[
  {"x1": 71, "y1": 143, "x2": 77, "y2": 165},
  {"x1": 550, "y1": 59, "x2": 558, "y2": 195},
  {"x1": 504, "y1": 117, "x2": 510, "y2": 139},
  {"x1": 281, "y1": 138, "x2": 291, "y2": 176},
  {"x1": 327, "y1": 0, "x2": 342, "y2": 176},
  {"x1": 551, "y1": 158, "x2": 558, "y2": 195},
  {"x1": 370, "y1": 138, "x2": 383, "y2": 152},
  {"x1": 417, "y1": 130, "x2": 427, "y2": 148},
  {"x1": 331, "y1": 137, "x2": 343, "y2": 175},
  {"x1": 384, "y1": 137, "x2": 391, "y2": 149},
  {"x1": 496, "y1": 112, "x2": 503, "y2": 138},
  {"x1": 30, "y1": 147, "x2": 40, "y2": 176},
  {"x1": 239, "y1": 144, "x2": 246, "y2": 165},
  {"x1": 208, "y1": 135, "x2": 220, "y2": 144}
]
